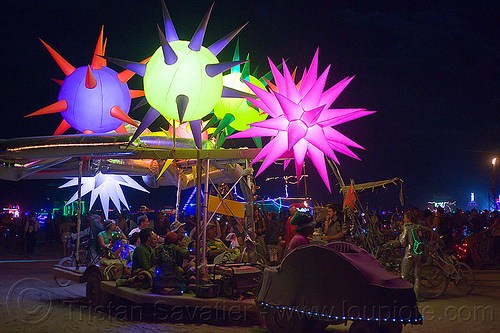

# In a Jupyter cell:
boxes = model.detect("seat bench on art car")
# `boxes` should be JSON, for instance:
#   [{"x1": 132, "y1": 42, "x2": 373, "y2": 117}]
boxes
[{"x1": 255, "y1": 242, "x2": 423, "y2": 333}]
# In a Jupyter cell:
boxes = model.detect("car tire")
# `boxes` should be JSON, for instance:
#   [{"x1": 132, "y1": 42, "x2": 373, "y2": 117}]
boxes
[
  {"x1": 349, "y1": 320, "x2": 381, "y2": 333},
  {"x1": 55, "y1": 256, "x2": 74, "y2": 287},
  {"x1": 379, "y1": 322, "x2": 403, "y2": 333}
]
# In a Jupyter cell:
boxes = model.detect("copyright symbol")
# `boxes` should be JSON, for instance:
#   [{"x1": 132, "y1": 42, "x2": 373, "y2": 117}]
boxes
[{"x1": 6, "y1": 277, "x2": 53, "y2": 324}]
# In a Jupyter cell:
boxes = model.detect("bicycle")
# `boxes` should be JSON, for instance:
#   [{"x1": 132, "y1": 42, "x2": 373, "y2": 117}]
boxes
[
  {"x1": 420, "y1": 236, "x2": 475, "y2": 299},
  {"x1": 55, "y1": 237, "x2": 102, "y2": 287}
]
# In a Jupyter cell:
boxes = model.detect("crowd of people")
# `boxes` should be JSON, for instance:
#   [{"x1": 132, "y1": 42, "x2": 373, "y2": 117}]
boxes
[{"x1": 2, "y1": 203, "x2": 500, "y2": 297}]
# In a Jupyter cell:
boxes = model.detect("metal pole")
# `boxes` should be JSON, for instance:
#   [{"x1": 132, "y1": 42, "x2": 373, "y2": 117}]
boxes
[
  {"x1": 75, "y1": 158, "x2": 83, "y2": 269},
  {"x1": 195, "y1": 151, "x2": 202, "y2": 284},
  {"x1": 175, "y1": 171, "x2": 182, "y2": 222},
  {"x1": 201, "y1": 159, "x2": 210, "y2": 264},
  {"x1": 173, "y1": 120, "x2": 176, "y2": 150},
  {"x1": 245, "y1": 159, "x2": 255, "y2": 232},
  {"x1": 303, "y1": 163, "x2": 308, "y2": 199}
]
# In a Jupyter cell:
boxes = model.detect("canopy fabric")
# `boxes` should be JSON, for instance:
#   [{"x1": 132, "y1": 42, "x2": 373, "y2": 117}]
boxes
[{"x1": 207, "y1": 195, "x2": 245, "y2": 218}]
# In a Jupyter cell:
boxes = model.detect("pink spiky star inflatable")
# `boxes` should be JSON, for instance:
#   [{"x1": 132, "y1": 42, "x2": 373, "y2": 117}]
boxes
[{"x1": 228, "y1": 49, "x2": 375, "y2": 192}]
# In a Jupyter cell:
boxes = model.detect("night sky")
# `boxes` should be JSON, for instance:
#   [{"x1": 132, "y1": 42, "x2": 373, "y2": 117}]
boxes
[{"x1": 0, "y1": 0, "x2": 499, "y2": 212}]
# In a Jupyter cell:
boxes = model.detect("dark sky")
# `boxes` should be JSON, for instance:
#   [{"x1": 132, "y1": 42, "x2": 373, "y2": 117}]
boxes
[{"x1": 0, "y1": 0, "x2": 499, "y2": 212}]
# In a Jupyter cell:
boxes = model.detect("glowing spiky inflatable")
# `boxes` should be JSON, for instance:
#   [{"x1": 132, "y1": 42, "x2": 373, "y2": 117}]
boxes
[
  {"x1": 26, "y1": 27, "x2": 141, "y2": 134},
  {"x1": 60, "y1": 172, "x2": 149, "y2": 219},
  {"x1": 213, "y1": 42, "x2": 267, "y2": 133},
  {"x1": 109, "y1": 1, "x2": 248, "y2": 148},
  {"x1": 228, "y1": 49, "x2": 376, "y2": 192}
]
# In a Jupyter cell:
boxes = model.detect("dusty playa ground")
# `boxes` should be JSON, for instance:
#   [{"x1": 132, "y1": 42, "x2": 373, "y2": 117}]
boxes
[
  {"x1": 0, "y1": 249, "x2": 265, "y2": 333},
  {"x1": 0, "y1": 273, "x2": 265, "y2": 332},
  {"x1": 1, "y1": 246, "x2": 500, "y2": 333}
]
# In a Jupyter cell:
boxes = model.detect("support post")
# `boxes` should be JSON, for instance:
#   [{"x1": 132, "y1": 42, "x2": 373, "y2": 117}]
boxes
[
  {"x1": 195, "y1": 151, "x2": 202, "y2": 285},
  {"x1": 175, "y1": 171, "x2": 182, "y2": 222},
  {"x1": 75, "y1": 158, "x2": 83, "y2": 269},
  {"x1": 201, "y1": 159, "x2": 210, "y2": 264},
  {"x1": 303, "y1": 163, "x2": 308, "y2": 199}
]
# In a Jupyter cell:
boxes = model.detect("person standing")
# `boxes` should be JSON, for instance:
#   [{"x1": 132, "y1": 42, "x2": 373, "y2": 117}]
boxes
[
  {"x1": 128, "y1": 215, "x2": 150, "y2": 237},
  {"x1": 284, "y1": 203, "x2": 300, "y2": 248},
  {"x1": 399, "y1": 211, "x2": 426, "y2": 300},
  {"x1": 323, "y1": 206, "x2": 345, "y2": 243},
  {"x1": 24, "y1": 212, "x2": 40, "y2": 257}
]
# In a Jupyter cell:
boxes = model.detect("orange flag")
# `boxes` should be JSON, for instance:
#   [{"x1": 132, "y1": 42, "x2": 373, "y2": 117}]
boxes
[{"x1": 343, "y1": 184, "x2": 356, "y2": 209}]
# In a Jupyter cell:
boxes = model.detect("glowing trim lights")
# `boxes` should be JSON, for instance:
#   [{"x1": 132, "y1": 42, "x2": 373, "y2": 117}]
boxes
[{"x1": 258, "y1": 302, "x2": 423, "y2": 324}]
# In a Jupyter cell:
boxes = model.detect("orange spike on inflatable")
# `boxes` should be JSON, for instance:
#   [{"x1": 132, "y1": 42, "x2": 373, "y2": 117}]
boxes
[
  {"x1": 25, "y1": 100, "x2": 68, "y2": 117},
  {"x1": 115, "y1": 123, "x2": 128, "y2": 133},
  {"x1": 51, "y1": 78, "x2": 64, "y2": 85},
  {"x1": 110, "y1": 105, "x2": 138, "y2": 127},
  {"x1": 117, "y1": 56, "x2": 151, "y2": 83},
  {"x1": 102, "y1": 38, "x2": 107, "y2": 67},
  {"x1": 91, "y1": 26, "x2": 105, "y2": 70},
  {"x1": 291, "y1": 67, "x2": 297, "y2": 81},
  {"x1": 83, "y1": 130, "x2": 95, "y2": 134},
  {"x1": 130, "y1": 90, "x2": 145, "y2": 99},
  {"x1": 85, "y1": 66, "x2": 97, "y2": 89},
  {"x1": 262, "y1": 77, "x2": 278, "y2": 92},
  {"x1": 53, "y1": 119, "x2": 72, "y2": 135},
  {"x1": 39, "y1": 39, "x2": 75, "y2": 76}
]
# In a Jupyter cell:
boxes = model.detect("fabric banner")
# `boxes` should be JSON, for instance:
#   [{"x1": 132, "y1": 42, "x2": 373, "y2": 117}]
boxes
[
  {"x1": 208, "y1": 195, "x2": 245, "y2": 218},
  {"x1": 343, "y1": 184, "x2": 356, "y2": 209}
]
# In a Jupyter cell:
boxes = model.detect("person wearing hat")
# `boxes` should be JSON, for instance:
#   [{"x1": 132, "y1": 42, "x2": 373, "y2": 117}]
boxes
[
  {"x1": 171, "y1": 220, "x2": 191, "y2": 248},
  {"x1": 97, "y1": 219, "x2": 127, "y2": 258},
  {"x1": 97, "y1": 220, "x2": 130, "y2": 279},
  {"x1": 284, "y1": 212, "x2": 315, "y2": 256},
  {"x1": 206, "y1": 221, "x2": 240, "y2": 264}
]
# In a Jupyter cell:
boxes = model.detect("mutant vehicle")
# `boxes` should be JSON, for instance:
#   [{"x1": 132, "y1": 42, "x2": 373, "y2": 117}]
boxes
[{"x1": 256, "y1": 241, "x2": 423, "y2": 333}]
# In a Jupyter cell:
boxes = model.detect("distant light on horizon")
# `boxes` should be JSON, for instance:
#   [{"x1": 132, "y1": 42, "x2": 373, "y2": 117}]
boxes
[
  {"x1": 493, "y1": 158, "x2": 497, "y2": 166},
  {"x1": 471, "y1": 192, "x2": 475, "y2": 202}
]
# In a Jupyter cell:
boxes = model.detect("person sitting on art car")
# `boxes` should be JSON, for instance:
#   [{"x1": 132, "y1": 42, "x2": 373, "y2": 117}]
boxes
[
  {"x1": 97, "y1": 220, "x2": 130, "y2": 280},
  {"x1": 153, "y1": 231, "x2": 190, "y2": 295},
  {"x1": 170, "y1": 220, "x2": 192, "y2": 248},
  {"x1": 121, "y1": 228, "x2": 159, "y2": 289},
  {"x1": 206, "y1": 222, "x2": 242, "y2": 264},
  {"x1": 284, "y1": 212, "x2": 315, "y2": 256},
  {"x1": 97, "y1": 220, "x2": 128, "y2": 258},
  {"x1": 125, "y1": 231, "x2": 141, "y2": 267}
]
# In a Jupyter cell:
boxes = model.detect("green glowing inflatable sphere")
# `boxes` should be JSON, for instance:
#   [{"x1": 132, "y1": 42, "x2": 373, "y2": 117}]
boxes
[
  {"x1": 214, "y1": 73, "x2": 267, "y2": 131},
  {"x1": 144, "y1": 41, "x2": 223, "y2": 122}
]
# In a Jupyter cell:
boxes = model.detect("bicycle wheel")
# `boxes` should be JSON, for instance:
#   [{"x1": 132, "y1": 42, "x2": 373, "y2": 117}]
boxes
[
  {"x1": 74, "y1": 249, "x2": 87, "y2": 267},
  {"x1": 420, "y1": 263, "x2": 448, "y2": 299},
  {"x1": 453, "y1": 262, "x2": 475, "y2": 295},
  {"x1": 55, "y1": 256, "x2": 75, "y2": 287}
]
